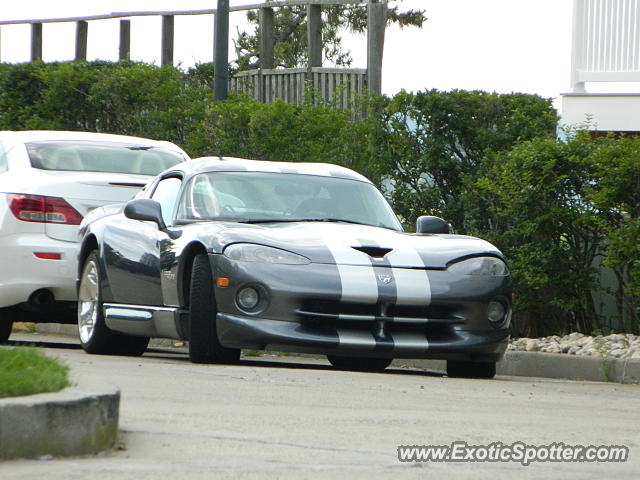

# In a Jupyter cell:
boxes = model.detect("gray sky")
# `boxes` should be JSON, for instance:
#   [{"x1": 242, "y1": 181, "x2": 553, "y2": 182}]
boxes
[{"x1": 0, "y1": 1, "x2": 575, "y2": 109}]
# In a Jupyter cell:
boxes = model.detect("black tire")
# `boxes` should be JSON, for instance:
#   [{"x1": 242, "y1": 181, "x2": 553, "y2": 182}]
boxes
[
  {"x1": 188, "y1": 254, "x2": 240, "y2": 364},
  {"x1": 0, "y1": 307, "x2": 15, "y2": 343},
  {"x1": 446, "y1": 360, "x2": 496, "y2": 379},
  {"x1": 327, "y1": 355, "x2": 392, "y2": 372},
  {"x1": 78, "y1": 251, "x2": 149, "y2": 356}
]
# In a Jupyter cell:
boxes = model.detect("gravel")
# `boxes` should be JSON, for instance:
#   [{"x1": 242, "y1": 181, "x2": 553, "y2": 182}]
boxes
[{"x1": 509, "y1": 333, "x2": 640, "y2": 359}]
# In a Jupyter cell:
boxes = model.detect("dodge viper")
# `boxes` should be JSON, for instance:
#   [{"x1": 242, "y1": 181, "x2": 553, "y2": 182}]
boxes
[{"x1": 77, "y1": 157, "x2": 512, "y2": 378}]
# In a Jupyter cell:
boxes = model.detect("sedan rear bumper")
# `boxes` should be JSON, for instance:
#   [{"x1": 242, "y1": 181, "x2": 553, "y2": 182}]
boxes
[
  {"x1": 0, "y1": 232, "x2": 78, "y2": 308},
  {"x1": 217, "y1": 313, "x2": 509, "y2": 361}
]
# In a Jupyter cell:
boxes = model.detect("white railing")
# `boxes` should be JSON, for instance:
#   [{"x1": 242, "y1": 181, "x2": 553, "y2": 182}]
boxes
[{"x1": 571, "y1": 0, "x2": 640, "y2": 90}]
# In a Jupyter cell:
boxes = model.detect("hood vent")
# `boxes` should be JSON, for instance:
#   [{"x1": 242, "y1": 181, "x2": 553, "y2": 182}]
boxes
[{"x1": 352, "y1": 246, "x2": 393, "y2": 258}]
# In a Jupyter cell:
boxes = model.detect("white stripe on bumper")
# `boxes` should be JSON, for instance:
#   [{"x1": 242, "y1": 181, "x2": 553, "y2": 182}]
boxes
[{"x1": 337, "y1": 330, "x2": 377, "y2": 349}]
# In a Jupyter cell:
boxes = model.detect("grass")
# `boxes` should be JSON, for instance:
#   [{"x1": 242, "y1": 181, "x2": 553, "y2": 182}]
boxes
[{"x1": 0, "y1": 347, "x2": 70, "y2": 398}]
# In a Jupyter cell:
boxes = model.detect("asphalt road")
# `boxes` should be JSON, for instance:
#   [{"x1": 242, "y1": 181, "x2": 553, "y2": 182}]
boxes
[{"x1": 3, "y1": 332, "x2": 639, "y2": 479}]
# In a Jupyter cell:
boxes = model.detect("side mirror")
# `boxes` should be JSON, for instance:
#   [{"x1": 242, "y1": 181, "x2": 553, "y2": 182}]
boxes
[
  {"x1": 416, "y1": 216, "x2": 451, "y2": 234},
  {"x1": 124, "y1": 199, "x2": 166, "y2": 230}
]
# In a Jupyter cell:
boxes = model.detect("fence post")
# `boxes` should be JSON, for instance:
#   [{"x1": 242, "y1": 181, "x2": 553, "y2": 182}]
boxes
[
  {"x1": 161, "y1": 15, "x2": 174, "y2": 66},
  {"x1": 259, "y1": 7, "x2": 275, "y2": 69},
  {"x1": 119, "y1": 19, "x2": 131, "y2": 61},
  {"x1": 214, "y1": 0, "x2": 230, "y2": 100},
  {"x1": 367, "y1": 0, "x2": 386, "y2": 95},
  {"x1": 75, "y1": 20, "x2": 88, "y2": 61},
  {"x1": 31, "y1": 22, "x2": 42, "y2": 62},
  {"x1": 307, "y1": 4, "x2": 322, "y2": 68}
]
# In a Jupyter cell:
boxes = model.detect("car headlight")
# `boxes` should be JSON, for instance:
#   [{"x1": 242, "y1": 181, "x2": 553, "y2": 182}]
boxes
[
  {"x1": 224, "y1": 243, "x2": 311, "y2": 265},
  {"x1": 448, "y1": 256, "x2": 509, "y2": 276}
]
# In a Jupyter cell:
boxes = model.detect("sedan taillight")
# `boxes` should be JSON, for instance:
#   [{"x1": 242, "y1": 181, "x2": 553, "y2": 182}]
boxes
[{"x1": 7, "y1": 194, "x2": 83, "y2": 225}]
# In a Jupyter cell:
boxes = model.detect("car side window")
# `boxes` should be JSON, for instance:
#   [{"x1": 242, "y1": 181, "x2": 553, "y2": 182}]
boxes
[
  {"x1": 0, "y1": 143, "x2": 7, "y2": 173},
  {"x1": 150, "y1": 177, "x2": 182, "y2": 226}
]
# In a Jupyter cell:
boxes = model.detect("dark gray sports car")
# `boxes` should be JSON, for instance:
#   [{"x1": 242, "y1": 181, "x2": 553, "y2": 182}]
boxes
[{"x1": 77, "y1": 157, "x2": 511, "y2": 378}]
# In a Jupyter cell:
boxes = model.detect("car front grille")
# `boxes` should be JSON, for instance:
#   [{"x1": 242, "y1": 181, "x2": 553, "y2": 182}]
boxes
[{"x1": 296, "y1": 299, "x2": 464, "y2": 336}]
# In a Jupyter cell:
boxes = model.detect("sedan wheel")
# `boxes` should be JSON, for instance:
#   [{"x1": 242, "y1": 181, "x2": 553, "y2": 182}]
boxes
[
  {"x1": 327, "y1": 355, "x2": 392, "y2": 371},
  {"x1": 78, "y1": 251, "x2": 149, "y2": 356}
]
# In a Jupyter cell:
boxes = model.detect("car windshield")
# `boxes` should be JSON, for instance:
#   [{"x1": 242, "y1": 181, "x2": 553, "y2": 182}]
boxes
[
  {"x1": 176, "y1": 171, "x2": 403, "y2": 231},
  {"x1": 26, "y1": 141, "x2": 184, "y2": 176}
]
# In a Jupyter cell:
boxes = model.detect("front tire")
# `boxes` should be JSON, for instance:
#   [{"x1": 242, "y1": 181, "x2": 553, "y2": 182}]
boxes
[
  {"x1": 446, "y1": 360, "x2": 496, "y2": 379},
  {"x1": 327, "y1": 355, "x2": 392, "y2": 371},
  {"x1": 78, "y1": 251, "x2": 149, "y2": 356},
  {"x1": 188, "y1": 254, "x2": 240, "y2": 364},
  {"x1": 0, "y1": 307, "x2": 15, "y2": 343}
]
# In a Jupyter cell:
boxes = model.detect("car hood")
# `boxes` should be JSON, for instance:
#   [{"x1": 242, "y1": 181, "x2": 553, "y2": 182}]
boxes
[{"x1": 194, "y1": 221, "x2": 503, "y2": 269}]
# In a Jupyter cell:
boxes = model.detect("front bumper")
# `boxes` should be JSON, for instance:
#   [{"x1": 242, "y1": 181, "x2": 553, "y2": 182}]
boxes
[
  {"x1": 212, "y1": 254, "x2": 512, "y2": 361},
  {"x1": 218, "y1": 313, "x2": 509, "y2": 361}
]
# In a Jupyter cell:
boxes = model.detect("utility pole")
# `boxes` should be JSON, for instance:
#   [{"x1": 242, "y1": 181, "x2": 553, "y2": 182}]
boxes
[{"x1": 214, "y1": 0, "x2": 230, "y2": 100}]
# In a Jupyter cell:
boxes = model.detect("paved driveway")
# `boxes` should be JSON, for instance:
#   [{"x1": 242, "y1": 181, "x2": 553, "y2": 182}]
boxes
[{"x1": 3, "y1": 332, "x2": 639, "y2": 479}]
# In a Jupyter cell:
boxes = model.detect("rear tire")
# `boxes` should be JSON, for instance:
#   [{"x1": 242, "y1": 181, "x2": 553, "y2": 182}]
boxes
[
  {"x1": 78, "y1": 251, "x2": 149, "y2": 356},
  {"x1": 327, "y1": 355, "x2": 392, "y2": 371},
  {"x1": 446, "y1": 360, "x2": 496, "y2": 379},
  {"x1": 188, "y1": 254, "x2": 240, "y2": 364},
  {"x1": 0, "y1": 307, "x2": 15, "y2": 343}
]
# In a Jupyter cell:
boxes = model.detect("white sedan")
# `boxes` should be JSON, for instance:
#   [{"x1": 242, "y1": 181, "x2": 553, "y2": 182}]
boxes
[{"x1": 0, "y1": 130, "x2": 189, "y2": 341}]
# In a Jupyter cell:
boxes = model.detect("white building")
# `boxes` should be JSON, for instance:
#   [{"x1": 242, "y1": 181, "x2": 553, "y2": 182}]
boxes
[{"x1": 562, "y1": 0, "x2": 640, "y2": 132}]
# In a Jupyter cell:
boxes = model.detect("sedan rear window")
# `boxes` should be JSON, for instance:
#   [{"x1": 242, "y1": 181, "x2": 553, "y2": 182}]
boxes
[{"x1": 26, "y1": 141, "x2": 184, "y2": 176}]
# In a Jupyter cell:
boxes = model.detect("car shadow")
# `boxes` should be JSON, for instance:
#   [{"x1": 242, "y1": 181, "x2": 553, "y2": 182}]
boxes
[
  {"x1": 7, "y1": 339, "x2": 83, "y2": 350},
  {"x1": 8, "y1": 335, "x2": 445, "y2": 378},
  {"x1": 143, "y1": 348, "x2": 445, "y2": 377}
]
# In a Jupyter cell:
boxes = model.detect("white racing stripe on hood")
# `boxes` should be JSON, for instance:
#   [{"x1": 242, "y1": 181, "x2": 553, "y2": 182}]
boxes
[
  {"x1": 305, "y1": 223, "x2": 433, "y2": 305},
  {"x1": 305, "y1": 223, "x2": 378, "y2": 304}
]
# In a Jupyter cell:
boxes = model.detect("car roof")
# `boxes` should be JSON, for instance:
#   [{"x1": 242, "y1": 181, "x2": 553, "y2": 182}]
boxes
[
  {"x1": 0, "y1": 130, "x2": 188, "y2": 156},
  {"x1": 181, "y1": 156, "x2": 372, "y2": 183}
]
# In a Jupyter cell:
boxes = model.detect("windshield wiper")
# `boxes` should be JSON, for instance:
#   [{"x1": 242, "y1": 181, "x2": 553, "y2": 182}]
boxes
[
  {"x1": 239, "y1": 219, "x2": 303, "y2": 224},
  {"x1": 240, "y1": 218, "x2": 374, "y2": 226},
  {"x1": 301, "y1": 218, "x2": 373, "y2": 226}
]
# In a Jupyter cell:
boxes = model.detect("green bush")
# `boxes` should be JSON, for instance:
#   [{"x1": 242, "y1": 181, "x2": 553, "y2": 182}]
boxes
[{"x1": 1, "y1": 61, "x2": 637, "y2": 335}]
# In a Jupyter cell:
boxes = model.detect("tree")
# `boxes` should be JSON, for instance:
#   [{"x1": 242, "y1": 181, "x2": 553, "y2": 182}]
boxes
[
  {"x1": 474, "y1": 134, "x2": 603, "y2": 336},
  {"x1": 586, "y1": 136, "x2": 640, "y2": 334},
  {"x1": 234, "y1": 1, "x2": 426, "y2": 70},
  {"x1": 372, "y1": 89, "x2": 558, "y2": 230}
]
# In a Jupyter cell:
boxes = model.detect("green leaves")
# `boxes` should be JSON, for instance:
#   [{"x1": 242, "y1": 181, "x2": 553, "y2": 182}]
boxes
[
  {"x1": 0, "y1": 61, "x2": 212, "y2": 147},
  {"x1": 0, "y1": 61, "x2": 637, "y2": 335}
]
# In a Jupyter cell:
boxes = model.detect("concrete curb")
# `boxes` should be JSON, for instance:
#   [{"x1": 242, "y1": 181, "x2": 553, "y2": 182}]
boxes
[
  {"x1": 34, "y1": 325, "x2": 640, "y2": 384},
  {"x1": 394, "y1": 351, "x2": 640, "y2": 384},
  {"x1": 0, "y1": 386, "x2": 120, "y2": 460}
]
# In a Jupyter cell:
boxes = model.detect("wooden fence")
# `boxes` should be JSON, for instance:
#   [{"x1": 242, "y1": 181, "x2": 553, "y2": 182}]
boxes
[
  {"x1": 0, "y1": 1, "x2": 385, "y2": 102},
  {"x1": 230, "y1": 67, "x2": 367, "y2": 108}
]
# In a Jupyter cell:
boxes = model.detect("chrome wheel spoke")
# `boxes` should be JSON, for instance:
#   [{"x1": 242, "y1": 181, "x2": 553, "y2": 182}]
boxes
[{"x1": 78, "y1": 260, "x2": 99, "y2": 344}]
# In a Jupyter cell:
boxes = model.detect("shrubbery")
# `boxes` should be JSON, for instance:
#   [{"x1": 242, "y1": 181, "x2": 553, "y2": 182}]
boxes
[{"x1": 0, "y1": 61, "x2": 637, "y2": 335}]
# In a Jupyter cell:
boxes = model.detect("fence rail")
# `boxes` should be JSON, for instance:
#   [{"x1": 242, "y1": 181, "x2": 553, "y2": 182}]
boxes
[
  {"x1": 0, "y1": 0, "x2": 385, "y2": 101},
  {"x1": 0, "y1": 1, "x2": 369, "y2": 25},
  {"x1": 230, "y1": 67, "x2": 367, "y2": 107}
]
